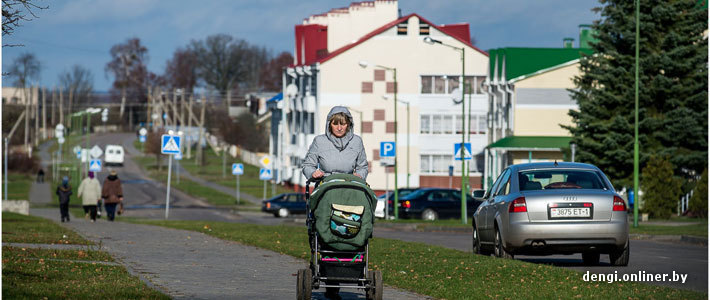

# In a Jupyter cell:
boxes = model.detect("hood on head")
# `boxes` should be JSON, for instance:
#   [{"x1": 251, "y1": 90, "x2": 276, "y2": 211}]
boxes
[{"x1": 325, "y1": 106, "x2": 354, "y2": 133}]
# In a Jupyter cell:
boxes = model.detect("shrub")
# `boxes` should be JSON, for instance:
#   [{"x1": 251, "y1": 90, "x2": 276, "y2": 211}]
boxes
[
  {"x1": 641, "y1": 156, "x2": 683, "y2": 219},
  {"x1": 688, "y1": 169, "x2": 708, "y2": 218},
  {"x1": 7, "y1": 152, "x2": 39, "y2": 173}
]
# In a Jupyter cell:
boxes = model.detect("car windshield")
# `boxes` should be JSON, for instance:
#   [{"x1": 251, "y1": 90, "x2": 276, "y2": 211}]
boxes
[
  {"x1": 378, "y1": 189, "x2": 416, "y2": 199},
  {"x1": 400, "y1": 189, "x2": 428, "y2": 200},
  {"x1": 519, "y1": 169, "x2": 607, "y2": 190}
]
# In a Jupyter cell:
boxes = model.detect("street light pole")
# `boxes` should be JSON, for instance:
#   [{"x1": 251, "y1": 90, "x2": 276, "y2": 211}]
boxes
[
  {"x1": 358, "y1": 61, "x2": 399, "y2": 219},
  {"x1": 633, "y1": 0, "x2": 640, "y2": 228},
  {"x1": 424, "y1": 36, "x2": 468, "y2": 224}
]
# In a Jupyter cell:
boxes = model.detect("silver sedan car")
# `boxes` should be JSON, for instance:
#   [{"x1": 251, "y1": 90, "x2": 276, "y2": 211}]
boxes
[{"x1": 472, "y1": 162, "x2": 629, "y2": 266}]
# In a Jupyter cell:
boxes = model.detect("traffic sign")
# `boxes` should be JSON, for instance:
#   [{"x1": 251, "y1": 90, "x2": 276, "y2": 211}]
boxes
[
  {"x1": 232, "y1": 163, "x2": 244, "y2": 175},
  {"x1": 55, "y1": 124, "x2": 64, "y2": 138},
  {"x1": 89, "y1": 145, "x2": 103, "y2": 158},
  {"x1": 139, "y1": 135, "x2": 146, "y2": 143},
  {"x1": 454, "y1": 143, "x2": 472, "y2": 161},
  {"x1": 174, "y1": 152, "x2": 183, "y2": 160},
  {"x1": 259, "y1": 168, "x2": 272, "y2": 180},
  {"x1": 80, "y1": 149, "x2": 89, "y2": 163},
  {"x1": 73, "y1": 145, "x2": 81, "y2": 154},
  {"x1": 259, "y1": 155, "x2": 271, "y2": 167},
  {"x1": 380, "y1": 142, "x2": 395, "y2": 157},
  {"x1": 161, "y1": 135, "x2": 181, "y2": 154},
  {"x1": 89, "y1": 159, "x2": 102, "y2": 172},
  {"x1": 58, "y1": 137, "x2": 65, "y2": 144},
  {"x1": 139, "y1": 128, "x2": 147, "y2": 136}
]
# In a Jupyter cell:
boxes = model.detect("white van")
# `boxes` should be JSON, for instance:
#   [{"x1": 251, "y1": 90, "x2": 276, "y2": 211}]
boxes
[{"x1": 104, "y1": 145, "x2": 125, "y2": 166}]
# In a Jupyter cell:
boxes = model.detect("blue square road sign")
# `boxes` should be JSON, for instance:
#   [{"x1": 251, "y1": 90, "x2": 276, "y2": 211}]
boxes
[
  {"x1": 380, "y1": 142, "x2": 396, "y2": 157},
  {"x1": 232, "y1": 163, "x2": 244, "y2": 175},
  {"x1": 161, "y1": 135, "x2": 181, "y2": 154}
]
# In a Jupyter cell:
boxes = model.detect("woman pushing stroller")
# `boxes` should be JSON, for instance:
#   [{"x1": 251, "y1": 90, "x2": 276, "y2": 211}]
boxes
[
  {"x1": 298, "y1": 106, "x2": 382, "y2": 300},
  {"x1": 302, "y1": 106, "x2": 368, "y2": 181}
]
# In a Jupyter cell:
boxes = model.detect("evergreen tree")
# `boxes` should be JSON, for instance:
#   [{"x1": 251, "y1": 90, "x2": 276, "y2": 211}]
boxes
[
  {"x1": 565, "y1": 0, "x2": 707, "y2": 187},
  {"x1": 641, "y1": 156, "x2": 682, "y2": 219}
]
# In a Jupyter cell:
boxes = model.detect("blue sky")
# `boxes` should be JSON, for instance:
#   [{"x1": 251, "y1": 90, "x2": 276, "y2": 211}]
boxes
[{"x1": 1, "y1": 0, "x2": 600, "y2": 91}]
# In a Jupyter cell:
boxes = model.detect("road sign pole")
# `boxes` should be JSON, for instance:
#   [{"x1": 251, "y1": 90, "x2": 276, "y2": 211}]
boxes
[
  {"x1": 263, "y1": 179, "x2": 267, "y2": 200},
  {"x1": 4, "y1": 137, "x2": 8, "y2": 201},
  {"x1": 385, "y1": 171, "x2": 389, "y2": 219},
  {"x1": 165, "y1": 154, "x2": 173, "y2": 220},
  {"x1": 236, "y1": 175, "x2": 240, "y2": 205},
  {"x1": 176, "y1": 159, "x2": 180, "y2": 184}
]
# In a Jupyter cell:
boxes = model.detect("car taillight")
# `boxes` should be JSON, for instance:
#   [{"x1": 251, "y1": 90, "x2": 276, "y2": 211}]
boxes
[
  {"x1": 388, "y1": 200, "x2": 392, "y2": 205},
  {"x1": 266, "y1": 202, "x2": 271, "y2": 209},
  {"x1": 508, "y1": 197, "x2": 527, "y2": 213},
  {"x1": 403, "y1": 201, "x2": 411, "y2": 208},
  {"x1": 613, "y1": 196, "x2": 626, "y2": 211}
]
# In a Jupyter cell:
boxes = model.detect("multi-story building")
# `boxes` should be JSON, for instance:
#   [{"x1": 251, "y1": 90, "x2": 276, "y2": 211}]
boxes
[
  {"x1": 483, "y1": 25, "x2": 596, "y2": 188},
  {"x1": 272, "y1": 0, "x2": 489, "y2": 192}
]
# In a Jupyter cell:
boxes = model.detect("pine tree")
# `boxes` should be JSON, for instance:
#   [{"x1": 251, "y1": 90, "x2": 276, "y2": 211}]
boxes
[
  {"x1": 641, "y1": 156, "x2": 682, "y2": 219},
  {"x1": 565, "y1": 0, "x2": 708, "y2": 188}
]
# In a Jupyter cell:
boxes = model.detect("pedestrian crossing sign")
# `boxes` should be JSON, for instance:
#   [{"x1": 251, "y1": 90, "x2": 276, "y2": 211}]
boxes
[
  {"x1": 232, "y1": 163, "x2": 244, "y2": 175},
  {"x1": 161, "y1": 135, "x2": 181, "y2": 154},
  {"x1": 89, "y1": 159, "x2": 102, "y2": 172},
  {"x1": 454, "y1": 143, "x2": 472, "y2": 161},
  {"x1": 259, "y1": 168, "x2": 272, "y2": 180}
]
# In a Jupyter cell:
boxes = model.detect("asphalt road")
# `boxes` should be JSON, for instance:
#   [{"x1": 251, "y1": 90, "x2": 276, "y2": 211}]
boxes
[{"x1": 60, "y1": 132, "x2": 708, "y2": 293}]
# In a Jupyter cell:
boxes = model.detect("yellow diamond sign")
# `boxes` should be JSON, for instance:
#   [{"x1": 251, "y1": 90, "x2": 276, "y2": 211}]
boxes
[{"x1": 259, "y1": 155, "x2": 272, "y2": 167}]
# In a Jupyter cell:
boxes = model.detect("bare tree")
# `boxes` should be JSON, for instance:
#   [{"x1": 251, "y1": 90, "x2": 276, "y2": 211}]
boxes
[
  {"x1": 164, "y1": 47, "x2": 198, "y2": 92},
  {"x1": 189, "y1": 34, "x2": 267, "y2": 95},
  {"x1": 58, "y1": 64, "x2": 94, "y2": 112},
  {"x1": 105, "y1": 37, "x2": 151, "y2": 119},
  {"x1": 8, "y1": 52, "x2": 40, "y2": 87},
  {"x1": 259, "y1": 51, "x2": 293, "y2": 92},
  {"x1": 2, "y1": 0, "x2": 48, "y2": 45}
]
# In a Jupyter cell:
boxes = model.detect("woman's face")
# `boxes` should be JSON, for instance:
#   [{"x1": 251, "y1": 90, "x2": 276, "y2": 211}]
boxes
[{"x1": 330, "y1": 121, "x2": 348, "y2": 138}]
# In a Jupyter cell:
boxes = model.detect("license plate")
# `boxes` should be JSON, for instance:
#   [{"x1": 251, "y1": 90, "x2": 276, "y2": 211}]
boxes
[{"x1": 550, "y1": 207, "x2": 590, "y2": 218}]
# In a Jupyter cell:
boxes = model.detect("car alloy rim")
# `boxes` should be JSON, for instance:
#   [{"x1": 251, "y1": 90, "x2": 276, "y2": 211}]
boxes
[
  {"x1": 495, "y1": 231, "x2": 501, "y2": 257},
  {"x1": 473, "y1": 228, "x2": 478, "y2": 251},
  {"x1": 423, "y1": 210, "x2": 434, "y2": 220}
]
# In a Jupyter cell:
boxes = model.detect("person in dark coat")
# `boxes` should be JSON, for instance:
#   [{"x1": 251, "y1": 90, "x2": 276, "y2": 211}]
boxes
[
  {"x1": 36, "y1": 168, "x2": 45, "y2": 183},
  {"x1": 56, "y1": 176, "x2": 72, "y2": 222},
  {"x1": 101, "y1": 169, "x2": 124, "y2": 221}
]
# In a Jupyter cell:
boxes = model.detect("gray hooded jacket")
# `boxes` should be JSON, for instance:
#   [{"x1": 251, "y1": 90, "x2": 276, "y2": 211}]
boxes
[{"x1": 302, "y1": 106, "x2": 368, "y2": 180}]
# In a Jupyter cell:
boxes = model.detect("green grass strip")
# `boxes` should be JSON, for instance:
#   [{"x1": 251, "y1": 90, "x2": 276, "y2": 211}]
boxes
[
  {"x1": 2, "y1": 212, "x2": 92, "y2": 245},
  {"x1": 630, "y1": 222, "x2": 708, "y2": 238},
  {"x1": 5, "y1": 173, "x2": 33, "y2": 201},
  {"x1": 2, "y1": 246, "x2": 169, "y2": 299},
  {"x1": 127, "y1": 219, "x2": 706, "y2": 299},
  {"x1": 2, "y1": 246, "x2": 114, "y2": 262}
]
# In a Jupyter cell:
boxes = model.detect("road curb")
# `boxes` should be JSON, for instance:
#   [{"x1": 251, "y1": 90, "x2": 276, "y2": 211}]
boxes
[{"x1": 629, "y1": 234, "x2": 708, "y2": 246}]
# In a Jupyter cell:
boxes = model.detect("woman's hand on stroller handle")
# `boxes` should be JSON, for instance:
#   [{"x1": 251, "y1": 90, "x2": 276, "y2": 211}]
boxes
[{"x1": 311, "y1": 169, "x2": 325, "y2": 179}]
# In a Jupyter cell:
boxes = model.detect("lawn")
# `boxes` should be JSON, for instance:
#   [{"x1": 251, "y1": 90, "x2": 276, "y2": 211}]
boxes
[
  {"x1": 630, "y1": 221, "x2": 708, "y2": 237},
  {"x1": 1, "y1": 212, "x2": 169, "y2": 299},
  {"x1": 127, "y1": 219, "x2": 706, "y2": 300},
  {"x1": 2, "y1": 212, "x2": 91, "y2": 245},
  {"x1": 5, "y1": 173, "x2": 33, "y2": 201}
]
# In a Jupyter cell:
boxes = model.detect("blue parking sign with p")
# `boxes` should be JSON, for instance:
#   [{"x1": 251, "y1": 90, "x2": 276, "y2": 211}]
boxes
[
  {"x1": 380, "y1": 142, "x2": 395, "y2": 157},
  {"x1": 232, "y1": 163, "x2": 244, "y2": 175}
]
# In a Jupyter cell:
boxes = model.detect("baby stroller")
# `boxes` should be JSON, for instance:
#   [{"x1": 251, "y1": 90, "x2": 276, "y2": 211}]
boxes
[{"x1": 297, "y1": 174, "x2": 383, "y2": 300}]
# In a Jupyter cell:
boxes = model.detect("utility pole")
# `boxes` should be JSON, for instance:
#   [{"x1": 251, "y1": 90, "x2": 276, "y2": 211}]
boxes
[
  {"x1": 58, "y1": 87, "x2": 64, "y2": 127},
  {"x1": 42, "y1": 87, "x2": 47, "y2": 139},
  {"x1": 24, "y1": 88, "x2": 30, "y2": 151},
  {"x1": 196, "y1": 93, "x2": 206, "y2": 166},
  {"x1": 172, "y1": 90, "x2": 178, "y2": 131},
  {"x1": 68, "y1": 87, "x2": 74, "y2": 120},
  {"x1": 187, "y1": 94, "x2": 193, "y2": 159},
  {"x1": 51, "y1": 87, "x2": 56, "y2": 130},
  {"x1": 34, "y1": 87, "x2": 39, "y2": 146}
]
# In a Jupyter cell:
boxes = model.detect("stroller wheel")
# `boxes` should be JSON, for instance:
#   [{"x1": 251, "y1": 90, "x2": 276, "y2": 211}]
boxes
[
  {"x1": 297, "y1": 268, "x2": 312, "y2": 300},
  {"x1": 366, "y1": 270, "x2": 383, "y2": 300}
]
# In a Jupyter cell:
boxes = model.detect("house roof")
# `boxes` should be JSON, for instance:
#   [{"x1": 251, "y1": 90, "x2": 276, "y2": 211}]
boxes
[
  {"x1": 310, "y1": 13, "x2": 488, "y2": 66},
  {"x1": 487, "y1": 136, "x2": 572, "y2": 151},
  {"x1": 488, "y1": 47, "x2": 592, "y2": 82}
]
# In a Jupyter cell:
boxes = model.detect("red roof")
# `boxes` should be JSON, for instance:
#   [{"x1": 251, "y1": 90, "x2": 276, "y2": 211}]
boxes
[{"x1": 296, "y1": 13, "x2": 488, "y2": 66}]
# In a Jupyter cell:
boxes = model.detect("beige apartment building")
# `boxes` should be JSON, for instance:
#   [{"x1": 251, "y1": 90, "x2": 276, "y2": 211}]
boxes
[{"x1": 274, "y1": 0, "x2": 489, "y2": 192}]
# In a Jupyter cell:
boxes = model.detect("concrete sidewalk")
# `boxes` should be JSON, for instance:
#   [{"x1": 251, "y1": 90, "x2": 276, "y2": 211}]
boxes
[{"x1": 28, "y1": 180, "x2": 424, "y2": 299}]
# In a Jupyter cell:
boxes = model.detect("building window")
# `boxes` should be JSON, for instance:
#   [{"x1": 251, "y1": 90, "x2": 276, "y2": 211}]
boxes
[
  {"x1": 421, "y1": 76, "x2": 432, "y2": 94},
  {"x1": 447, "y1": 76, "x2": 459, "y2": 94},
  {"x1": 432, "y1": 115, "x2": 443, "y2": 134},
  {"x1": 420, "y1": 115, "x2": 431, "y2": 134},
  {"x1": 421, "y1": 154, "x2": 455, "y2": 174},
  {"x1": 386, "y1": 121, "x2": 395, "y2": 133},
  {"x1": 374, "y1": 109, "x2": 385, "y2": 121},
  {"x1": 362, "y1": 82, "x2": 373, "y2": 93},
  {"x1": 374, "y1": 69, "x2": 385, "y2": 81},
  {"x1": 386, "y1": 82, "x2": 396, "y2": 94},
  {"x1": 478, "y1": 114, "x2": 487, "y2": 134},
  {"x1": 434, "y1": 76, "x2": 446, "y2": 94},
  {"x1": 397, "y1": 23, "x2": 407, "y2": 35},
  {"x1": 456, "y1": 115, "x2": 463, "y2": 135},
  {"x1": 443, "y1": 115, "x2": 453, "y2": 134},
  {"x1": 419, "y1": 24, "x2": 430, "y2": 35},
  {"x1": 362, "y1": 121, "x2": 373, "y2": 133}
]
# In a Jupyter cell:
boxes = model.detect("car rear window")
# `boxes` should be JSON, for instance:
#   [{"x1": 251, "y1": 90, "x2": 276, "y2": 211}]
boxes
[{"x1": 519, "y1": 169, "x2": 607, "y2": 190}]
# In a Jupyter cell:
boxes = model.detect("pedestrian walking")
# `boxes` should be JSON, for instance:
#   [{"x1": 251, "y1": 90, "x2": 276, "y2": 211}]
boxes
[
  {"x1": 56, "y1": 176, "x2": 72, "y2": 222},
  {"x1": 36, "y1": 168, "x2": 44, "y2": 183},
  {"x1": 101, "y1": 169, "x2": 124, "y2": 221},
  {"x1": 78, "y1": 171, "x2": 101, "y2": 222}
]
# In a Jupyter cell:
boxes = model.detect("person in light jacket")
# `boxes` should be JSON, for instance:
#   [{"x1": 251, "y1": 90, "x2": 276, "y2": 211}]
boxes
[
  {"x1": 302, "y1": 106, "x2": 368, "y2": 181},
  {"x1": 78, "y1": 171, "x2": 101, "y2": 222},
  {"x1": 56, "y1": 176, "x2": 72, "y2": 222},
  {"x1": 101, "y1": 169, "x2": 124, "y2": 221}
]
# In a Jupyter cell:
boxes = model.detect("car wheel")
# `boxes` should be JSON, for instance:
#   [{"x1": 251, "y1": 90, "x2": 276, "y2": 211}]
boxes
[
  {"x1": 494, "y1": 227, "x2": 513, "y2": 259},
  {"x1": 422, "y1": 209, "x2": 438, "y2": 221},
  {"x1": 582, "y1": 252, "x2": 600, "y2": 265},
  {"x1": 472, "y1": 224, "x2": 492, "y2": 256},
  {"x1": 278, "y1": 208, "x2": 290, "y2": 218},
  {"x1": 609, "y1": 240, "x2": 630, "y2": 266}
]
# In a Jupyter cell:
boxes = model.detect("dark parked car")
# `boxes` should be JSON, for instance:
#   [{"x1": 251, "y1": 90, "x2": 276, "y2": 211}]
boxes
[
  {"x1": 376, "y1": 188, "x2": 418, "y2": 218},
  {"x1": 392, "y1": 188, "x2": 482, "y2": 221},
  {"x1": 262, "y1": 193, "x2": 306, "y2": 218}
]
